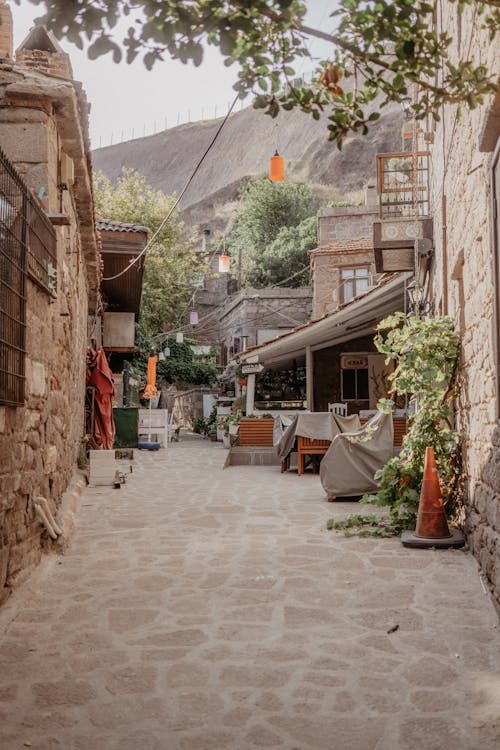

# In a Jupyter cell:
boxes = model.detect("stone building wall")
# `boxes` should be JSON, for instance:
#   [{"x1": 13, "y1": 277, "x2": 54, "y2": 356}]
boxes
[
  {"x1": 311, "y1": 240, "x2": 375, "y2": 318},
  {"x1": 218, "y1": 288, "x2": 312, "y2": 358},
  {"x1": 427, "y1": 4, "x2": 500, "y2": 600},
  {"x1": 0, "y1": 23, "x2": 99, "y2": 602}
]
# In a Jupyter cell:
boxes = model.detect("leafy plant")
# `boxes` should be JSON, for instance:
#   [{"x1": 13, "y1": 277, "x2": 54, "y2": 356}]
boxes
[
  {"x1": 326, "y1": 514, "x2": 396, "y2": 537},
  {"x1": 217, "y1": 410, "x2": 243, "y2": 435},
  {"x1": 364, "y1": 313, "x2": 461, "y2": 531},
  {"x1": 133, "y1": 331, "x2": 217, "y2": 387},
  {"x1": 94, "y1": 168, "x2": 208, "y2": 339}
]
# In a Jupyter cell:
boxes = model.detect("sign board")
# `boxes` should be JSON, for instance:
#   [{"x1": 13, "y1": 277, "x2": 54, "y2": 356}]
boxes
[
  {"x1": 341, "y1": 355, "x2": 368, "y2": 370},
  {"x1": 242, "y1": 363, "x2": 264, "y2": 375}
]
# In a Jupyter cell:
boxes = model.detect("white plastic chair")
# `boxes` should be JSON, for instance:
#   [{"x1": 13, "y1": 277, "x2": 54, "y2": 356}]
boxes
[{"x1": 328, "y1": 403, "x2": 348, "y2": 416}]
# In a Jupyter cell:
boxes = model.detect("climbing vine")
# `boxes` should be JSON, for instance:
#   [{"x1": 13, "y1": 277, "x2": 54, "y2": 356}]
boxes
[{"x1": 327, "y1": 313, "x2": 461, "y2": 536}]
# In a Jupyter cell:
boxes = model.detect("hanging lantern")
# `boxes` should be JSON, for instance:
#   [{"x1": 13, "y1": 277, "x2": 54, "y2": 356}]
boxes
[
  {"x1": 163, "y1": 346, "x2": 170, "y2": 357},
  {"x1": 158, "y1": 351, "x2": 165, "y2": 361},
  {"x1": 190, "y1": 311, "x2": 199, "y2": 325},
  {"x1": 269, "y1": 150, "x2": 285, "y2": 182},
  {"x1": 218, "y1": 254, "x2": 231, "y2": 273},
  {"x1": 176, "y1": 332, "x2": 184, "y2": 343}
]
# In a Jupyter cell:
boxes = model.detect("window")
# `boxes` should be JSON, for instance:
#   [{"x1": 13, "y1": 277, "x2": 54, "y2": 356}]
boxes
[
  {"x1": 341, "y1": 354, "x2": 369, "y2": 401},
  {"x1": 0, "y1": 147, "x2": 56, "y2": 406},
  {"x1": 341, "y1": 267, "x2": 370, "y2": 302}
]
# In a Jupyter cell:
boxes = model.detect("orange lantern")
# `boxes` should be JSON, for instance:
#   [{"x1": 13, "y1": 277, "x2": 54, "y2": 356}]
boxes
[
  {"x1": 218, "y1": 253, "x2": 231, "y2": 273},
  {"x1": 269, "y1": 150, "x2": 285, "y2": 181}
]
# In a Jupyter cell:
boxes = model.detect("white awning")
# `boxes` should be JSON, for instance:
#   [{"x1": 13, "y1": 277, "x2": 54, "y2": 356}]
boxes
[{"x1": 238, "y1": 273, "x2": 410, "y2": 370}]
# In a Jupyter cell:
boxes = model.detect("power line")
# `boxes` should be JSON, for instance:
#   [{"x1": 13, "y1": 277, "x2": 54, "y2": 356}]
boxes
[{"x1": 101, "y1": 93, "x2": 240, "y2": 282}]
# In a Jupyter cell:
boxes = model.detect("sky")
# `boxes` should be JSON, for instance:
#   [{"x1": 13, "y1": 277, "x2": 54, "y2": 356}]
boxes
[{"x1": 12, "y1": 0, "x2": 336, "y2": 149}]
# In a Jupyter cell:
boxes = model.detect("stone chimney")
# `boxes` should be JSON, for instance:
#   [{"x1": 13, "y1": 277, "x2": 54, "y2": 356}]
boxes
[
  {"x1": 0, "y1": 1, "x2": 13, "y2": 60},
  {"x1": 16, "y1": 25, "x2": 73, "y2": 80},
  {"x1": 364, "y1": 181, "x2": 378, "y2": 207}
]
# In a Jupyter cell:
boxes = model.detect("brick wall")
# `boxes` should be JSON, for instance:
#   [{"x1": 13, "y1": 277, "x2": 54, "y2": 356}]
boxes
[
  {"x1": 0, "y1": 1, "x2": 12, "y2": 60},
  {"x1": 428, "y1": 4, "x2": 500, "y2": 601}
]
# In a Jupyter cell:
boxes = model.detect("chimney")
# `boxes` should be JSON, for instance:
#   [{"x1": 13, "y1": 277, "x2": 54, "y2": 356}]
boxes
[
  {"x1": 0, "y1": 1, "x2": 13, "y2": 60},
  {"x1": 364, "y1": 181, "x2": 378, "y2": 207}
]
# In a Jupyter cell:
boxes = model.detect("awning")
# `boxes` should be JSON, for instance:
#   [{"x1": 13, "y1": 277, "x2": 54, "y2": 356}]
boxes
[{"x1": 238, "y1": 273, "x2": 410, "y2": 370}]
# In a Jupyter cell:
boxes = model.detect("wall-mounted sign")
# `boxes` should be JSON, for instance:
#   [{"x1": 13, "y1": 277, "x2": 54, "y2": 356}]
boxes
[
  {"x1": 341, "y1": 355, "x2": 369, "y2": 369},
  {"x1": 241, "y1": 363, "x2": 264, "y2": 375}
]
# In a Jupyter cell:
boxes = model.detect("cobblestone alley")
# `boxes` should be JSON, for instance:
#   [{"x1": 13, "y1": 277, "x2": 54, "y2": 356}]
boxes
[{"x1": 0, "y1": 435, "x2": 499, "y2": 750}]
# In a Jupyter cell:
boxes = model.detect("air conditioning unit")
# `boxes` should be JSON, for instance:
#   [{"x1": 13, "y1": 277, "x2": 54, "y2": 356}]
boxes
[{"x1": 60, "y1": 152, "x2": 74, "y2": 187}]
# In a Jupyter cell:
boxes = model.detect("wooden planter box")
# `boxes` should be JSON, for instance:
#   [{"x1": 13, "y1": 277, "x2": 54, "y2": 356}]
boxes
[{"x1": 238, "y1": 418, "x2": 274, "y2": 446}]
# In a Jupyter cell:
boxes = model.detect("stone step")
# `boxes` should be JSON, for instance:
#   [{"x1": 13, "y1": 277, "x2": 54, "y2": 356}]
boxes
[{"x1": 224, "y1": 446, "x2": 280, "y2": 468}]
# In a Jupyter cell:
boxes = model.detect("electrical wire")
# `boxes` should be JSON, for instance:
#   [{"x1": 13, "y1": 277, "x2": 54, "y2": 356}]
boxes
[{"x1": 101, "y1": 92, "x2": 240, "y2": 282}]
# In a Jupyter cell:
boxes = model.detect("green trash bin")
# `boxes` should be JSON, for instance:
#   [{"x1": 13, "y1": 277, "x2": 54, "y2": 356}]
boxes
[{"x1": 113, "y1": 407, "x2": 139, "y2": 448}]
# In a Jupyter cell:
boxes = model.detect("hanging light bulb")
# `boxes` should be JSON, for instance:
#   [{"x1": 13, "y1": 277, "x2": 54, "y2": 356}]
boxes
[
  {"x1": 190, "y1": 311, "x2": 199, "y2": 325},
  {"x1": 269, "y1": 150, "x2": 285, "y2": 182},
  {"x1": 218, "y1": 254, "x2": 230, "y2": 273},
  {"x1": 176, "y1": 332, "x2": 184, "y2": 343}
]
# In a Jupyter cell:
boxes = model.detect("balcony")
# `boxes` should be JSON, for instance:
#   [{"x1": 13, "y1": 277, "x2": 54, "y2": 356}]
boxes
[
  {"x1": 376, "y1": 152, "x2": 430, "y2": 218},
  {"x1": 373, "y1": 151, "x2": 433, "y2": 273}
]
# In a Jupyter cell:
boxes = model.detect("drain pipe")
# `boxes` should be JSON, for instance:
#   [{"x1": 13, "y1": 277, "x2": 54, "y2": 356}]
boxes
[{"x1": 34, "y1": 496, "x2": 62, "y2": 539}]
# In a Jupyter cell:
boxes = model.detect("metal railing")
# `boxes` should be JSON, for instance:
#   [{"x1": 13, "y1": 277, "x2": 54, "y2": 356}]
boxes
[
  {"x1": 376, "y1": 152, "x2": 430, "y2": 218},
  {"x1": 0, "y1": 147, "x2": 57, "y2": 406}
]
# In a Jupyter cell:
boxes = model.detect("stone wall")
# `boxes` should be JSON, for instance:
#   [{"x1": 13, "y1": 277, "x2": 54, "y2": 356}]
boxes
[
  {"x1": 318, "y1": 206, "x2": 378, "y2": 245},
  {"x1": 218, "y1": 288, "x2": 312, "y2": 356},
  {"x1": 428, "y1": 4, "x2": 500, "y2": 601},
  {"x1": 160, "y1": 386, "x2": 218, "y2": 430},
  {"x1": 311, "y1": 242, "x2": 375, "y2": 318},
  {"x1": 0, "y1": 52, "x2": 98, "y2": 602}
]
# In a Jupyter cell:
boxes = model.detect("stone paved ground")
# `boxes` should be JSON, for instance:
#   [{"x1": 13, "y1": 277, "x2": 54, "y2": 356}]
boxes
[{"x1": 0, "y1": 434, "x2": 499, "y2": 750}]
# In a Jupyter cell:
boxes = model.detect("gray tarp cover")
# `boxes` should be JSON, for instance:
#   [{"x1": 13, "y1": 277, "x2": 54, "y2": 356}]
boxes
[
  {"x1": 276, "y1": 412, "x2": 361, "y2": 461},
  {"x1": 319, "y1": 411, "x2": 394, "y2": 498}
]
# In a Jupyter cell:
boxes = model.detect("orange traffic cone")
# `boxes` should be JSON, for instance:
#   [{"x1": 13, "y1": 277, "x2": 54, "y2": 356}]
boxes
[
  {"x1": 415, "y1": 447, "x2": 451, "y2": 539},
  {"x1": 401, "y1": 446, "x2": 464, "y2": 549}
]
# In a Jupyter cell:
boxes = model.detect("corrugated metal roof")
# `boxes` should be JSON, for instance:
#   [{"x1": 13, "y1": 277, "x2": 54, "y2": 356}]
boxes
[{"x1": 96, "y1": 218, "x2": 148, "y2": 234}]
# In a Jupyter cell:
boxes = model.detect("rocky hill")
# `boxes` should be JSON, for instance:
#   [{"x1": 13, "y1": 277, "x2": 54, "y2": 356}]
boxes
[{"x1": 93, "y1": 101, "x2": 403, "y2": 234}]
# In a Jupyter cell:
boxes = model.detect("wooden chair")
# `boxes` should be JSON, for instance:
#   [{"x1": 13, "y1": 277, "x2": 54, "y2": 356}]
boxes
[
  {"x1": 328, "y1": 402, "x2": 348, "y2": 416},
  {"x1": 297, "y1": 436, "x2": 331, "y2": 475}
]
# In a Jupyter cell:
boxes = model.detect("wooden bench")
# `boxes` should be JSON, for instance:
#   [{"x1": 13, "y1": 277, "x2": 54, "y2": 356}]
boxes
[{"x1": 238, "y1": 418, "x2": 274, "y2": 446}]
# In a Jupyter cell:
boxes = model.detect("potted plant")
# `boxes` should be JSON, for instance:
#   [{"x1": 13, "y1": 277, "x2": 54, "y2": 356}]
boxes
[{"x1": 217, "y1": 410, "x2": 243, "y2": 448}]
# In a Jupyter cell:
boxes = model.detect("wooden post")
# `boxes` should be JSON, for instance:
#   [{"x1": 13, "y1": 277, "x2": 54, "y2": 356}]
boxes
[
  {"x1": 306, "y1": 345, "x2": 314, "y2": 411},
  {"x1": 245, "y1": 373, "x2": 256, "y2": 415}
]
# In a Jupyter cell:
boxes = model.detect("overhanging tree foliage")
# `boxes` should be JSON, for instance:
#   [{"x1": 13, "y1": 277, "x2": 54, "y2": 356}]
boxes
[
  {"x1": 94, "y1": 168, "x2": 207, "y2": 339},
  {"x1": 19, "y1": 1, "x2": 499, "y2": 146}
]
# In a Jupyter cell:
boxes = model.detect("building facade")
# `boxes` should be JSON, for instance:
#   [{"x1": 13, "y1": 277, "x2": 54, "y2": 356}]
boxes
[
  {"x1": 423, "y1": 3, "x2": 500, "y2": 601},
  {"x1": 0, "y1": 10, "x2": 99, "y2": 602}
]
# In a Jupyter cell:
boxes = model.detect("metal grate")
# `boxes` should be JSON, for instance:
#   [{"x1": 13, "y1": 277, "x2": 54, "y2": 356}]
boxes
[
  {"x1": 26, "y1": 194, "x2": 57, "y2": 296},
  {"x1": 0, "y1": 147, "x2": 57, "y2": 406},
  {"x1": 376, "y1": 152, "x2": 430, "y2": 218}
]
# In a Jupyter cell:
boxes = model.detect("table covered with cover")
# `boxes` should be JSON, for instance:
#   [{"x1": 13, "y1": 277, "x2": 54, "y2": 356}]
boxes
[
  {"x1": 319, "y1": 411, "x2": 394, "y2": 498},
  {"x1": 276, "y1": 412, "x2": 361, "y2": 462}
]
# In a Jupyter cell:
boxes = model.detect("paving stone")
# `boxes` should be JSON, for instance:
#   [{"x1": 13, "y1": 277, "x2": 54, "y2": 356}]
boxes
[{"x1": 0, "y1": 435, "x2": 498, "y2": 750}]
